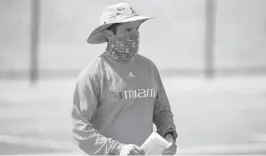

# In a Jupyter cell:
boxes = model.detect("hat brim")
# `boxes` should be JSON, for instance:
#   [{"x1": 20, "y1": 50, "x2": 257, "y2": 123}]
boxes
[{"x1": 87, "y1": 15, "x2": 153, "y2": 44}]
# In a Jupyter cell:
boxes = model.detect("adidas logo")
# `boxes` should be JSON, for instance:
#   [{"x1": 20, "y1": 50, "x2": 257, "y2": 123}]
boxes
[{"x1": 128, "y1": 72, "x2": 135, "y2": 78}]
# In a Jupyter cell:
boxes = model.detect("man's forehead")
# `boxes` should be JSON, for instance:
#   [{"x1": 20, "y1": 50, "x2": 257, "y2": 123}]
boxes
[{"x1": 118, "y1": 21, "x2": 141, "y2": 28}]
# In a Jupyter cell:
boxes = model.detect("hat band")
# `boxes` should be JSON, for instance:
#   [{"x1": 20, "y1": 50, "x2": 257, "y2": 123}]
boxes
[{"x1": 102, "y1": 13, "x2": 138, "y2": 24}]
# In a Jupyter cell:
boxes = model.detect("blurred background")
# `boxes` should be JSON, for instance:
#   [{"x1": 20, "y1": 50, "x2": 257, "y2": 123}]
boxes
[{"x1": 0, "y1": 0, "x2": 266, "y2": 155}]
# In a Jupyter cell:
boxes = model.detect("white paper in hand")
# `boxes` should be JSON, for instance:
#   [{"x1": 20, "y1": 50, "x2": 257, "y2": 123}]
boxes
[{"x1": 141, "y1": 132, "x2": 171, "y2": 155}]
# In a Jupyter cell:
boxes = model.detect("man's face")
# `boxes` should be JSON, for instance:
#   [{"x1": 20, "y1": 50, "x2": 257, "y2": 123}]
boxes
[{"x1": 104, "y1": 21, "x2": 142, "y2": 62}]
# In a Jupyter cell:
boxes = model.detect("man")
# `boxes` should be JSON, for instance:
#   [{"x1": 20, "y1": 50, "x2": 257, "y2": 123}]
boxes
[{"x1": 72, "y1": 2, "x2": 178, "y2": 155}]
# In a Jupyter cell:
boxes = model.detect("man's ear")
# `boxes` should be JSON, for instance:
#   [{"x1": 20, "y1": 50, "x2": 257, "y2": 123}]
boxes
[{"x1": 103, "y1": 29, "x2": 114, "y2": 40}]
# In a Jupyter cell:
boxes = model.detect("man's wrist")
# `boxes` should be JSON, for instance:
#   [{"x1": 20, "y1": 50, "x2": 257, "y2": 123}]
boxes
[
  {"x1": 164, "y1": 131, "x2": 174, "y2": 138},
  {"x1": 164, "y1": 133, "x2": 175, "y2": 142}
]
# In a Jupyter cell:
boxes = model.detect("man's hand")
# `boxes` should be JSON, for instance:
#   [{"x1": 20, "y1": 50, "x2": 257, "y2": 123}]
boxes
[
  {"x1": 120, "y1": 144, "x2": 145, "y2": 155},
  {"x1": 162, "y1": 134, "x2": 177, "y2": 155}
]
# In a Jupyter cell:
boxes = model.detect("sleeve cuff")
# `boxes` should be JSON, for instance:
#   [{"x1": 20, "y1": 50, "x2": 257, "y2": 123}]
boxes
[{"x1": 161, "y1": 126, "x2": 178, "y2": 141}]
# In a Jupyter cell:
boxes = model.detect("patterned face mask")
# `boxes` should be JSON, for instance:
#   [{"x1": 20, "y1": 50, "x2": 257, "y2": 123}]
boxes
[{"x1": 106, "y1": 32, "x2": 139, "y2": 62}]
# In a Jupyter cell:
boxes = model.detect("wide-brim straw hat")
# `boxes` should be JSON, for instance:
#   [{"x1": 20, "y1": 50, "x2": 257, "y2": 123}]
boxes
[{"x1": 87, "y1": 2, "x2": 153, "y2": 44}]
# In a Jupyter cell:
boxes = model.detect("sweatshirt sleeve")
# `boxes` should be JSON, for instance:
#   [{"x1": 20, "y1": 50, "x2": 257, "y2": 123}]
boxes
[
  {"x1": 152, "y1": 65, "x2": 178, "y2": 140},
  {"x1": 72, "y1": 65, "x2": 124, "y2": 155}
]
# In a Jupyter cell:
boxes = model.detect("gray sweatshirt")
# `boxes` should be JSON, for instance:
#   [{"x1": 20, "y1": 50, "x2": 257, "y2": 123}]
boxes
[{"x1": 72, "y1": 53, "x2": 177, "y2": 155}]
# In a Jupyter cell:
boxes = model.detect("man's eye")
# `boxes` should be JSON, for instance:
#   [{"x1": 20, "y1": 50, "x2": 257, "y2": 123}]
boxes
[{"x1": 126, "y1": 28, "x2": 132, "y2": 32}]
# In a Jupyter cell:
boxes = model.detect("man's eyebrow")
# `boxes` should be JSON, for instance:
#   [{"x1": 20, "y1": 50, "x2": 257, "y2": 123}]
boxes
[{"x1": 107, "y1": 23, "x2": 121, "y2": 30}]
